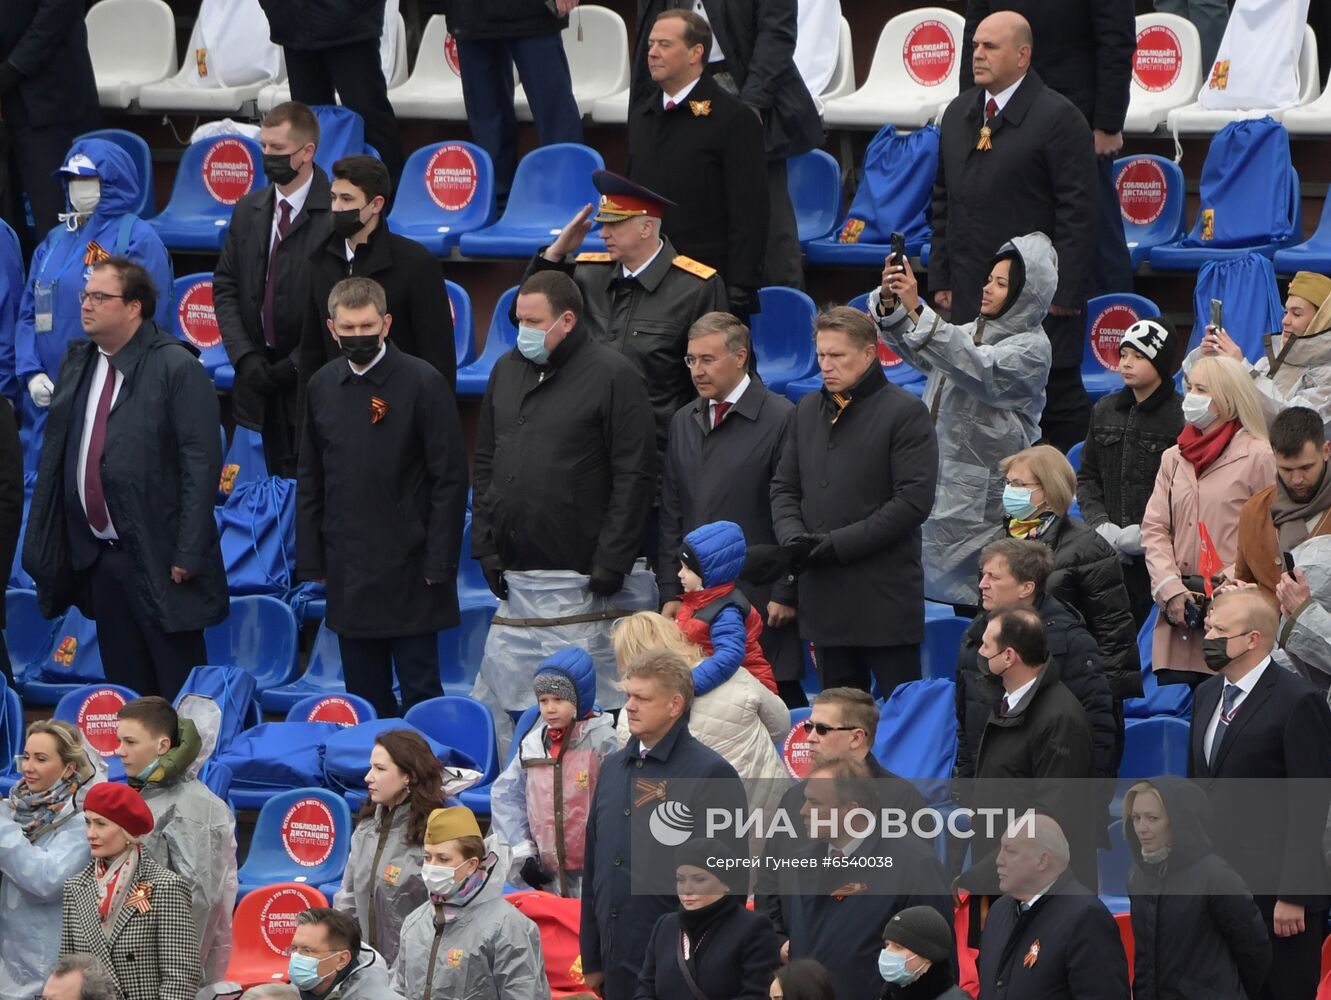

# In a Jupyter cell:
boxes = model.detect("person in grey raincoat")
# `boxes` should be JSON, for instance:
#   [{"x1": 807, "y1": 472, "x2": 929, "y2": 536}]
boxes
[
  {"x1": 1275, "y1": 533, "x2": 1331, "y2": 693},
  {"x1": 391, "y1": 806, "x2": 548, "y2": 1000},
  {"x1": 334, "y1": 729, "x2": 444, "y2": 969},
  {"x1": 286, "y1": 907, "x2": 403, "y2": 1000},
  {"x1": 0, "y1": 719, "x2": 98, "y2": 997},
  {"x1": 870, "y1": 232, "x2": 1056, "y2": 609},
  {"x1": 115, "y1": 696, "x2": 238, "y2": 984}
]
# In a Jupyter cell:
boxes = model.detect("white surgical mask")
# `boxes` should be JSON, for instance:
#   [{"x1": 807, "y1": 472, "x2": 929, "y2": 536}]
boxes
[
  {"x1": 1182, "y1": 392, "x2": 1217, "y2": 429},
  {"x1": 422, "y1": 862, "x2": 461, "y2": 898},
  {"x1": 516, "y1": 319, "x2": 559, "y2": 365},
  {"x1": 68, "y1": 177, "x2": 101, "y2": 215}
]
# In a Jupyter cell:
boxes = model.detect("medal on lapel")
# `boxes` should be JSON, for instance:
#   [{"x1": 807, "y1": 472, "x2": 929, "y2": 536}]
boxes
[
  {"x1": 1023, "y1": 939, "x2": 1040, "y2": 968},
  {"x1": 125, "y1": 882, "x2": 153, "y2": 914},
  {"x1": 370, "y1": 397, "x2": 388, "y2": 424},
  {"x1": 634, "y1": 778, "x2": 668, "y2": 808},
  {"x1": 976, "y1": 124, "x2": 993, "y2": 151},
  {"x1": 830, "y1": 881, "x2": 868, "y2": 901},
  {"x1": 689, "y1": 100, "x2": 712, "y2": 117}
]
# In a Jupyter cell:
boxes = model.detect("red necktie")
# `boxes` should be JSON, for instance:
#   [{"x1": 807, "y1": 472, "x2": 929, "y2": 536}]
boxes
[
  {"x1": 665, "y1": 99, "x2": 676, "y2": 110},
  {"x1": 711, "y1": 400, "x2": 732, "y2": 430},
  {"x1": 985, "y1": 97, "x2": 998, "y2": 122},
  {"x1": 262, "y1": 199, "x2": 293, "y2": 348},
  {"x1": 84, "y1": 359, "x2": 116, "y2": 533}
]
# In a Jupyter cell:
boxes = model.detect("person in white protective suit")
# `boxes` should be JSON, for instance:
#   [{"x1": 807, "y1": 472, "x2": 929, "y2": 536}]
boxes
[{"x1": 869, "y1": 232, "x2": 1057, "y2": 610}]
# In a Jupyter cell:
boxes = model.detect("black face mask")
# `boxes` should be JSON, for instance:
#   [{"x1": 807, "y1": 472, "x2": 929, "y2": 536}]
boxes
[
  {"x1": 1201, "y1": 636, "x2": 1236, "y2": 673},
  {"x1": 338, "y1": 334, "x2": 381, "y2": 365},
  {"x1": 263, "y1": 152, "x2": 299, "y2": 186},
  {"x1": 332, "y1": 207, "x2": 366, "y2": 239}
]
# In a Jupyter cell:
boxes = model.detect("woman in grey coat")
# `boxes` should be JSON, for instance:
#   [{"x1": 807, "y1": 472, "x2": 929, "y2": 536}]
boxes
[{"x1": 871, "y1": 232, "x2": 1056, "y2": 610}]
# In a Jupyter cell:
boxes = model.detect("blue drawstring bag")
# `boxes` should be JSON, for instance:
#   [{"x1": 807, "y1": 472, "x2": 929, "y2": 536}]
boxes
[
  {"x1": 872, "y1": 678, "x2": 957, "y2": 806},
  {"x1": 836, "y1": 124, "x2": 937, "y2": 246},
  {"x1": 217, "y1": 476, "x2": 296, "y2": 596},
  {"x1": 217, "y1": 425, "x2": 269, "y2": 502},
  {"x1": 36, "y1": 609, "x2": 104, "y2": 685},
  {"x1": 311, "y1": 105, "x2": 369, "y2": 176},
  {"x1": 1180, "y1": 117, "x2": 1297, "y2": 248},
  {"x1": 217, "y1": 721, "x2": 346, "y2": 792},
  {"x1": 1189, "y1": 253, "x2": 1283, "y2": 359},
  {"x1": 321, "y1": 720, "x2": 478, "y2": 797}
]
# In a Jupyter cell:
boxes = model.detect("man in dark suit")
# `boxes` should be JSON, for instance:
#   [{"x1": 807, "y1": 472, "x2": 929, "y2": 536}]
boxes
[
  {"x1": 296, "y1": 155, "x2": 454, "y2": 395},
  {"x1": 770, "y1": 306, "x2": 938, "y2": 699},
  {"x1": 960, "y1": 1, "x2": 1135, "y2": 298},
  {"x1": 0, "y1": 0, "x2": 100, "y2": 256},
  {"x1": 1188, "y1": 589, "x2": 1331, "y2": 1000},
  {"x1": 297, "y1": 277, "x2": 467, "y2": 719},
  {"x1": 659, "y1": 310, "x2": 800, "y2": 697},
  {"x1": 215, "y1": 102, "x2": 333, "y2": 478},
  {"x1": 932, "y1": 11, "x2": 1096, "y2": 452},
  {"x1": 23, "y1": 259, "x2": 228, "y2": 701},
  {"x1": 630, "y1": 0, "x2": 821, "y2": 289},
  {"x1": 626, "y1": 9, "x2": 768, "y2": 321},
  {"x1": 978, "y1": 814, "x2": 1128, "y2": 999}
]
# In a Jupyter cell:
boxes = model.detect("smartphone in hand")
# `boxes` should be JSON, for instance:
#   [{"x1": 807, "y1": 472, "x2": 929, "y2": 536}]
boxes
[
  {"x1": 889, "y1": 231, "x2": 907, "y2": 265},
  {"x1": 1210, "y1": 298, "x2": 1224, "y2": 331},
  {"x1": 1284, "y1": 551, "x2": 1297, "y2": 577}
]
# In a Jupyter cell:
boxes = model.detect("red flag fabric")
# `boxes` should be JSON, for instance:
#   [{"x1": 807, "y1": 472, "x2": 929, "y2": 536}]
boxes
[{"x1": 1198, "y1": 521, "x2": 1224, "y2": 597}]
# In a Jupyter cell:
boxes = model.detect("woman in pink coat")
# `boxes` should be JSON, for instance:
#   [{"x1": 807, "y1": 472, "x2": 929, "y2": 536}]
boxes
[{"x1": 1142, "y1": 356, "x2": 1275, "y2": 685}]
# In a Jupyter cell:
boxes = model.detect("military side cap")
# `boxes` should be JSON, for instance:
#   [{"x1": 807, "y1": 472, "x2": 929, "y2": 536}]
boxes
[
  {"x1": 426, "y1": 805, "x2": 482, "y2": 844},
  {"x1": 592, "y1": 170, "x2": 676, "y2": 223}
]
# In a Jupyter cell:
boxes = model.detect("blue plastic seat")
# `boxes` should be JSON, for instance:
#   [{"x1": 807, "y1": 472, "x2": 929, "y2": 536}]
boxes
[
  {"x1": 872, "y1": 678, "x2": 956, "y2": 805},
  {"x1": 1111, "y1": 155, "x2": 1185, "y2": 269},
  {"x1": 447, "y1": 280, "x2": 476, "y2": 368},
  {"x1": 1124, "y1": 608, "x2": 1193, "y2": 719},
  {"x1": 438, "y1": 604, "x2": 496, "y2": 697},
  {"x1": 1148, "y1": 168, "x2": 1300, "y2": 271},
  {"x1": 786, "y1": 149, "x2": 841, "y2": 244},
  {"x1": 0, "y1": 683, "x2": 23, "y2": 796},
  {"x1": 1081, "y1": 294, "x2": 1161, "y2": 403},
  {"x1": 236, "y1": 788, "x2": 353, "y2": 899},
  {"x1": 455, "y1": 286, "x2": 519, "y2": 397},
  {"x1": 260, "y1": 621, "x2": 345, "y2": 714},
  {"x1": 1119, "y1": 716, "x2": 1191, "y2": 783},
  {"x1": 751, "y1": 287, "x2": 818, "y2": 393},
  {"x1": 21, "y1": 607, "x2": 105, "y2": 706},
  {"x1": 217, "y1": 425, "x2": 269, "y2": 503},
  {"x1": 458, "y1": 144, "x2": 607, "y2": 259},
  {"x1": 149, "y1": 134, "x2": 267, "y2": 251},
  {"x1": 390, "y1": 141, "x2": 498, "y2": 256},
  {"x1": 286, "y1": 693, "x2": 377, "y2": 727},
  {"x1": 921, "y1": 616, "x2": 969, "y2": 681},
  {"x1": 1275, "y1": 192, "x2": 1331, "y2": 274},
  {"x1": 5, "y1": 589, "x2": 62, "y2": 687},
  {"x1": 773, "y1": 705, "x2": 812, "y2": 752},
  {"x1": 457, "y1": 516, "x2": 499, "y2": 611},
  {"x1": 53, "y1": 683, "x2": 140, "y2": 782},
  {"x1": 75, "y1": 128, "x2": 156, "y2": 218},
  {"x1": 170, "y1": 274, "x2": 236, "y2": 391},
  {"x1": 1066, "y1": 442, "x2": 1084, "y2": 473},
  {"x1": 204, "y1": 595, "x2": 300, "y2": 694},
  {"x1": 403, "y1": 696, "x2": 499, "y2": 817}
]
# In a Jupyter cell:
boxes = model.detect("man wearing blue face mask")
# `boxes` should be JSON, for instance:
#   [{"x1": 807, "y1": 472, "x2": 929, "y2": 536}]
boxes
[
  {"x1": 288, "y1": 907, "x2": 401, "y2": 1000},
  {"x1": 877, "y1": 906, "x2": 969, "y2": 999}
]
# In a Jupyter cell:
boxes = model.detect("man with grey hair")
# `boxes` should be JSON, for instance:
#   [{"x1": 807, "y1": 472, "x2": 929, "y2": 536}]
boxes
[
  {"x1": 659, "y1": 310, "x2": 802, "y2": 702},
  {"x1": 40, "y1": 954, "x2": 118, "y2": 1000},
  {"x1": 297, "y1": 275, "x2": 468, "y2": 718},
  {"x1": 977, "y1": 814, "x2": 1128, "y2": 999}
]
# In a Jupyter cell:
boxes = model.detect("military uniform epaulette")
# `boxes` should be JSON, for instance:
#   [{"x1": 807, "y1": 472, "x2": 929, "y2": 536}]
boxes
[
  {"x1": 671, "y1": 255, "x2": 717, "y2": 279},
  {"x1": 574, "y1": 252, "x2": 614, "y2": 263}
]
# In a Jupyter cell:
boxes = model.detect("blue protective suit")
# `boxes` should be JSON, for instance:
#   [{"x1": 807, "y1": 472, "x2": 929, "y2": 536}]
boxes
[
  {"x1": 15, "y1": 138, "x2": 172, "y2": 473},
  {"x1": 0, "y1": 221, "x2": 22, "y2": 406}
]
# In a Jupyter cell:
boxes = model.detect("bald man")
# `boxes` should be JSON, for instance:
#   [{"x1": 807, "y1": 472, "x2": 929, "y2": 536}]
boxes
[
  {"x1": 977, "y1": 815, "x2": 1128, "y2": 1000},
  {"x1": 1189, "y1": 590, "x2": 1331, "y2": 1000},
  {"x1": 931, "y1": 11, "x2": 1096, "y2": 453}
]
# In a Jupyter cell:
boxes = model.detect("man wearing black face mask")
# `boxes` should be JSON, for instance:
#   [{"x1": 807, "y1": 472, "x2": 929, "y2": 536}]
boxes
[
  {"x1": 296, "y1": 155, "x2": 454, "y2": 400},
  {"x1": 297, "y1": 277, "x2": 467, "y2": 718},
  {"x1": 215, "y1": 102, "x2": 331, "y2": 478},
  {"x1": 1188, "y1": 589, "x2": 1331, "y2": 1000}
]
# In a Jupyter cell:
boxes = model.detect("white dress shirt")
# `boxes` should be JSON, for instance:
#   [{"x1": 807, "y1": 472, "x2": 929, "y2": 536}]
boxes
[
  {"x1": 270, "y1": 171, "x2": 313, "y2": 247},
  {"x1": 1203, "y1": 656, "x2": 1270, "y2": 763},
  {"x1": 985, "y1": 75, "x2": 1026, "y2": 116},
  {"x1": 709, "y1": 373, "x2": 750, "y2": 428},
  {"x1": 623, "y1": 240, "x2": 665, "y2": 279},
  {"x1": 1002, "y1": 673, "x2": 1039, "y2": 714},
  {"x1": 76, "y1": 351, "x2": 123, "y2": 540},
  {"x1": 663, "y1": 76, "x2": 703, "y2": 109}
]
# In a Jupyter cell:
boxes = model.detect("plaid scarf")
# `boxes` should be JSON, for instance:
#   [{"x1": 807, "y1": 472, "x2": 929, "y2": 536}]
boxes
[{"x1": 8, "y1": 775, "x2": 78, "y2": 839}]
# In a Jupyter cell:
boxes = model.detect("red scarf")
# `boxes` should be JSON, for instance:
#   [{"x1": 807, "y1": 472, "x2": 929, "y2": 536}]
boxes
[
  {"x1": 546, "y1": 726, "x2": 565, "y2": 759},
  {"x1": 1177, "y1": 419, "x2": 1241, "y2": 475}
]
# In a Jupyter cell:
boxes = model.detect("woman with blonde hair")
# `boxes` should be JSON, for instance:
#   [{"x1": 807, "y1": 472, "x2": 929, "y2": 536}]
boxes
[
  {"x1": 1142, "y1": 355, "x2": 1275, "y2": 685},
  {"x1": 612, "y1": 612, "x2": 790, "y2": 818},
  {"x1": 1000, "y1": 444, "x2": 1140, "y2": 732},
  {"x1": 0, "y1": 719, "x2": 98, "y2": 997}
]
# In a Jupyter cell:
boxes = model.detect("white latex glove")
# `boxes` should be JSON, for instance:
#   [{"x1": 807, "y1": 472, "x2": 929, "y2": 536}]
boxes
[
  {"x1": 1118, "y1": 524, "x2": 1144, "y2": 557},
  {"x1": 1095, "y1": 522, "x2": 1123, "y2": 550},
  {"x1": 27, "y1": 374, "x2": 53, "y2": 408}
]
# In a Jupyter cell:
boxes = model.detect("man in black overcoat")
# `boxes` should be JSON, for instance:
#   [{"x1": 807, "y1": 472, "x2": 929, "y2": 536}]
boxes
[
  {"x1": 1188, "y1": 590, "x2": 1331, "y2": 1000},
  {"x1": 215, "y1": 102, "x2": 333, "y2": 478},
  {"x1": 296, "y1": 277, "x2": 467, "y2": 718},
  {"x1": 770, "y1": 306, "x2": 938, "y2": 700},
  {"x1": 932, "y1": 11, "x2": 1096, "y2": 451},
  {"x1": 960, "y1": 0, "x2": 1135, "y2": 297},
  {"x1": 626, "y1": 9, "x2": 768, "y2": 321}
]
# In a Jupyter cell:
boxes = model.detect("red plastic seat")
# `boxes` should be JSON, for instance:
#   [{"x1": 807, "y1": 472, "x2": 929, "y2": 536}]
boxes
[
  {"x1": 1116, "y1": 910, "x2": 1135, "y2": 984},
  {"x1": 223, "y1": 882, "x2": 328, "y2": 989}
]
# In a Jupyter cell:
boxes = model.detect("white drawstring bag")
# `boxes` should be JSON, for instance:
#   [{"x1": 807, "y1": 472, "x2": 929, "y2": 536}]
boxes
[
  {"x1": 185, "y1": 0, "x2": 282, "y2": 89},
  {"x1": 1197, "y1": 0, "x2": 1310, "y2": 110}
]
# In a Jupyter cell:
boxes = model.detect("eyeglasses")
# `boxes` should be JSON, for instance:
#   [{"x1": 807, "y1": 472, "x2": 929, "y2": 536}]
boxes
[
  {"x1": 683, "y1": 353, "x2": 732, "y2": 369},
  {"x1": 79, "y1": 291, "x2": 125, "y2": 306},
  {"x1": 281, "y1": 946, "x2": 342, "y2": 958},
  {"x1": 800, "y1": 721, "x2": 861, "y2": 736}
]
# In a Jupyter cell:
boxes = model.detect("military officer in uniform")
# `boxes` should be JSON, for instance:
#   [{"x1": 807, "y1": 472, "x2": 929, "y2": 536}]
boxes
[{"x1": 522, "y1": 171, "x2": 727, "y2": 455}]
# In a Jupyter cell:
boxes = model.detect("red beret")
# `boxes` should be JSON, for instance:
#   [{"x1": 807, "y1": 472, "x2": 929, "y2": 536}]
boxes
[{"x1": 84, "y1": 782, "x2": 154, "y2": 838}]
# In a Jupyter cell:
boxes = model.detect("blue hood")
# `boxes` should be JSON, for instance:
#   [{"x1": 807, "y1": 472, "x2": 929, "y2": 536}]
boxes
[
  {"x1": 58, "y1": 138, "x2": 141, "y2": 219},
  {"x1": 682, "y1": 520, "x2": 747, "y2": 589},
  {"x1": 534, "y1": 646, "x2": 597, "y2": 719}
]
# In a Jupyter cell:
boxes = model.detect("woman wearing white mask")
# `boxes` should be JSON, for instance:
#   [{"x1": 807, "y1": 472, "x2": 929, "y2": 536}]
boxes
[
  {"x1": 391, "y1": 806, "x2": 548, "y2": 999},
  {"x1": 1141, "y1": 356, "x2": 1274, "y2": 686}
]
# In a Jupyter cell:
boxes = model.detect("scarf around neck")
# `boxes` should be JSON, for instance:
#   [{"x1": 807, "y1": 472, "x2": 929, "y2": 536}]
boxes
[
  {"x1": 9, "y1": 775, "x2": 78, "y2": 839},
  {"x1": 95, "y1": 844, "x2": 140, "y2": 933},
  {"x1": 1177, "y1": 420, "x2": 1241, "y2": 475},
  {"x1": 1271, "y1": 467, "x2": 1331, "y2": 551},
  {"x1": 1007, "y1": 510, "x2": 1056, "y2": 540}
]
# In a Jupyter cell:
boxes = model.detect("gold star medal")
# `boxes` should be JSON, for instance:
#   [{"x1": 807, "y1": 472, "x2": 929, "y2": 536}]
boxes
[{"x1": 976, "y1": 124, "x2": 993, "y2": 151}]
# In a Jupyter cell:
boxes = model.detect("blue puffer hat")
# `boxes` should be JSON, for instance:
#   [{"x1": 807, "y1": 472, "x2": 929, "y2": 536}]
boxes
[
  {"x1": 532, "y1": 646, "x2": 597, "y2": 718},
  {"x1": 679, "y1": 520, "x2": 748, "y2": 589}
]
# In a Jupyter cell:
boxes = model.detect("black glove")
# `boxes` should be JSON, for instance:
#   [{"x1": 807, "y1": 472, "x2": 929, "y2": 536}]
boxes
[
  {"x1": 794, "y1": 533, "x2": 836, "y2": 562},
  {"x1": 739, "y1": 540, "x2": 810, "y2": 585},
  {"x1": 588, "y1": 565, "x2": 625, "y2": 596},
  {"x1": 268, "y1": 356, "x2": 298, "y2": 389},
  {"x1": 520, "y1": 856, "x2": 555, "y2": 889},
  {"x1": 727, "y1": 285, "x2": 757, "y2": 319},
  {"x1": 480, "y1": 554, "x2": 508, "y2": 600},
  {"x1": 237, "y1": 354, "x2": 277, "y2": 396}
]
